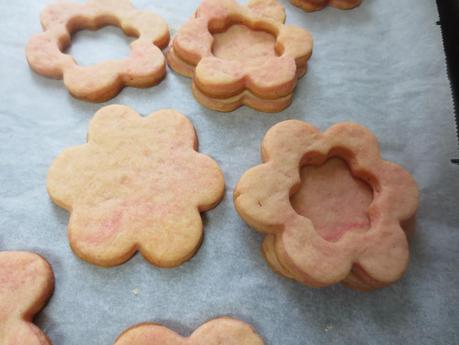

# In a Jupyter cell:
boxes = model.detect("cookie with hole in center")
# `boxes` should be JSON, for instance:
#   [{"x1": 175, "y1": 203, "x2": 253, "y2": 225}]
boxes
[
  {"x1": 290, "y1": 0, "x2": 362, "y2": 12},
  {"x1": 234, "y1": 120, "x2": 419, "y2": 290},
  {"x1": 114, "y1": 318, "x2": 264, "y2": 345},
  {"x1": 0, "y1": 251, "x2": 54, "y2": 345},
  {"x1": 26, "y1": 0, "x2": 169, "y2": 102},
  {"x1": 167, "y1": 0, "x2": 313, "y2": 113},
  {"x1": 47, "y1": 105, "x2": 225, "y2": 267}
]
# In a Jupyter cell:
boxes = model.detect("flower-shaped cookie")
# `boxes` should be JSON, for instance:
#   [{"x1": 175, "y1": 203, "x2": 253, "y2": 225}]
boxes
[
  {"x1": 234, "y1": 121, "x2": 419, "y2": 290},
  {"x1": 26, "y1": 0, "x2": 169, "y2": 102},
  {"x1": 291, "y1": 0, "x2": 362, "y2": 12},
  {"x1": 167, "y1": 0, "x2": 313, "y2": 112},
  {"x1": 47, "y1": 105, "x2": 225, "y2": 267},
  {"x1": 114, "y1": 318, "x2": 264, "y2": 345},
  {"x1": 0, "y1": 251, "x2": 54, "y2": 345}
]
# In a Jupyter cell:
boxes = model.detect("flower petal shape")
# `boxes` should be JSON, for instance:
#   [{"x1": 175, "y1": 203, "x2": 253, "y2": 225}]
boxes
[
  {"x1": 234, "y1": 120, "x2": 419, "y2": 290},
  {"x1": 291, "y1": 0, "x2": 362, "y2": 12},
  {"x1": 114, "y1": 318, "x2": 264, "y2": 345},
  {"x1": 26, "y1": 0, "x2": 169, "y2": 102},
  {"x1": 0, "y1": 251, "x2": 54, "y2": 345},
  {"x1": 47, "y1": 105, "x2": 225, "y2": 267},
  {"x1": 167, "y1": 0, "x2": 313, "y2": 112}
]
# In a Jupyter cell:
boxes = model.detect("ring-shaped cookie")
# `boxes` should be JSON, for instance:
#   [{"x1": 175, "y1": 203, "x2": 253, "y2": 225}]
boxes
[
  {"x1": 167, "y1": 0, "x2": 313, "y2": 112},
  {"x1": 26, "y1": 0, "x2": 170, "y2": 102},
  {"x1": 234, "y1": 121, "x2": 419, "y2": 290},
  {"x1": 291, "y1": 0, "x2": 362, "y2": 12}
]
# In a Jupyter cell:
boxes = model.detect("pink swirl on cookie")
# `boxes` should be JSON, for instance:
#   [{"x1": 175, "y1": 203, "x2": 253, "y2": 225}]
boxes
[
  {"x1": 0, "y1": 251, "x2": 54, "y2": 345},
  {"x1": 167, "y1": 0, "x2": 313, "y2": 112},
  {"x1": 114, "y1": 318, "x2": 264, "y2": 345},
  {"x1": 26, "y1": 0, "x2": 169, "y2": 102},
  {"x1": 234, "y1": 121, "x2": 419, "y2": 290},
  {"x1": 47, "y1": 105, "x2": 225, "y2": 268},
  {"x1": 291, "y1": 0, "x2": 362, "y2": 12}
]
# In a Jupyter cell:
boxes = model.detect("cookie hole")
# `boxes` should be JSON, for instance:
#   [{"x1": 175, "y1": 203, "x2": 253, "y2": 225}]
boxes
[
  {"x1": 211, "y1": 24, "x2": 280, "y2": 62},
  {"x1": 290, "y1": 157, "x2": 373, "y2": 242},
  {"x1": 65, "y1": 26, "x2": 136, "y2": 66}
]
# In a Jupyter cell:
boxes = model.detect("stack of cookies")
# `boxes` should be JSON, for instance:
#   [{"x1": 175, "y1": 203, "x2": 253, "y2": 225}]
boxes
[
  {"x1": 234, "y1": 121, "x2": 419, "y2": 291},
  {"x1": 167, "y1": 0, "x2": 313, "y2": 112}
]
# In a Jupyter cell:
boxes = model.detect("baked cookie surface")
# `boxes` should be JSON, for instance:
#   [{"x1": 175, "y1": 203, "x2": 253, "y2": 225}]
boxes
[
  {"x1": 291, "y1": 0, "x2": 362, "y2": 12},
  {"x1": 234, "y1": 120, "x2": 419, "y2": 290},
  {"x1": 114, "y1": 318, "x2": 264, "y2": 345},
  {"x1": 47, "y1": 105, "x2": 225, "y2": 267},
  {"x1": 167, "y1": 0, "x2": 313, "y2": 112},
  {"x1": 0, "y1": 251, "x2": 54, "y2": 345},
  {"x1": 26, "y1": 0, "x2": 169, "y2": 102}
]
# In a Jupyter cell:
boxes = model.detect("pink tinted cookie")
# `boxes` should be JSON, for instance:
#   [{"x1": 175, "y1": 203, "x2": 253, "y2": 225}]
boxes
[
  {"x1": 167, "y1": 0, "x2": 313, "y2": 112},
  {"x1": 0, "y1": 251, "x2": 54, "y2": 345},
  {"x1": 47, "y1": 105, "x2": 225, "y2": 268},
  {"x1": 291, "y1": 0, "x2": 362, "y2": 12},
  {"x1": 26, "y1": 0, "x2": 169, "y2": 102},
  {"x1": 234, "y1": 121, "x2": 419, "y2": 290},
  {"x1": 114, "y1": 318, "x2": 264, "y2": 345}
]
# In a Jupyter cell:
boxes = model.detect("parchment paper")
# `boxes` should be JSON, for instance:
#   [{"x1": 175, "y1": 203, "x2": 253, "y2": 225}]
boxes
[{"x1": 0, "y1": 0, "x2": 458, "y2": 344}]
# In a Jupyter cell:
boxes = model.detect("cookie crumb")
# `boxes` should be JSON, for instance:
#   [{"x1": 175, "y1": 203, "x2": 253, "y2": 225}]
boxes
[
  {"x1": 324, "y1": 325, "x2": 333, "y2": 332},
  {"x1": 132, "y1": 288, "x2": 140, "y2": 296}
]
